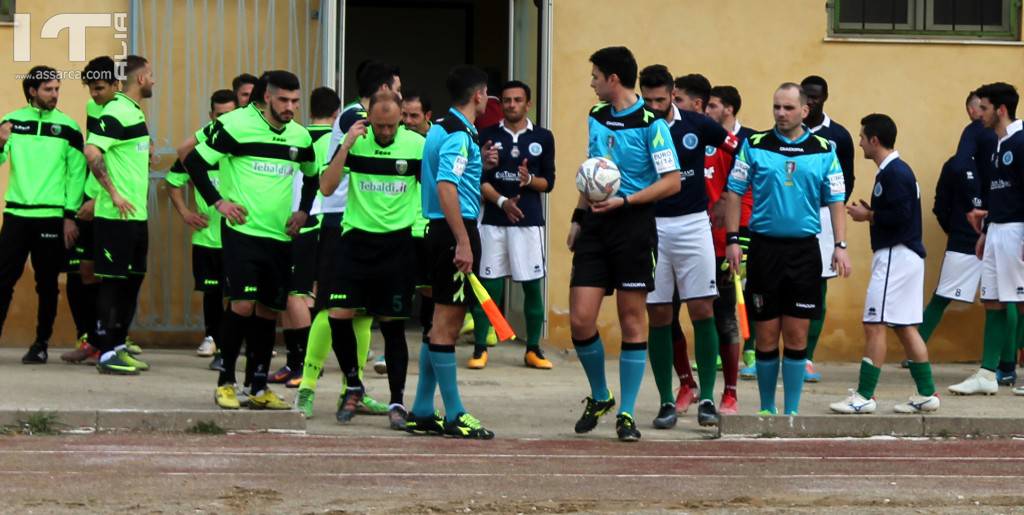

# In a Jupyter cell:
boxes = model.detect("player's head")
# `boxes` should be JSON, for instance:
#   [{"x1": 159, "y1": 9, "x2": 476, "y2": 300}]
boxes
[
  {"x1": 368, "y1": 90, "x2": 403, "y2": 146},
  {"x1": 357, "y1": 59, "x2": 402, "y2": 99},
  {"x1": 232, "y1": 73, "x2": 258, "y2": 107},
  {"x1": 965, "y1": 90, "x2": 983, "y2": 122},
  {"x1": 310, "y1": 86, "x2": 341, "y2": 122},
  {"x1": 82, "y1": 56, "x2": 119, "y2": 105},
  {"x1": 22, "y1": 65, "x2": 59, "y2": 110},
  {"x1": 263, "y1": 70, "x2": 301, "y2": 125},
  {"x1": 858, "y1": 113, "x2": 897, "y2": 160},
  {"x1": 673, "y1": 74, "x2": 711, "y2": 113},
  {"x1": 638, "y1": 64, "x2": 674, "y2": 120},
  {"x1": 773, "y1": 82, "x2": 808, "y2": 133},
  {"x1": 976, "y1": 82, "x2": 1019, "y2": 130},
  {"x1": 209, "y1": 89, "x2": 236, "y2": 121},
  {"x1": 800, "y1": 75, "x2": 828, "y2": 119},
  {"x1": 500, "y1": 80, "x2": 532, "y2": 124},
  {"x1": 122, "y1": 55, "x2": 154, "y2": 99},
  {"x1": 401, "y1": 90, "x2": 432, "y2": 136},
  {"x1": 707, "y1": 85, "x2": 741, "y2": 125},
  {"x1": 447, "y1": 65, "x2": 489, "y2": 116},
  {"x1": 250, "y1": 71, "x2": 270, "y2": 109},
  {"x1": 589, "y1": 46, "x2": 637, "y2": 102}
]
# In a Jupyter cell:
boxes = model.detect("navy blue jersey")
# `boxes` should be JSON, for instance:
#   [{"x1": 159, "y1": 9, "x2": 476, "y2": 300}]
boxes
[
  {"x1": 809, "y1": 115, "x2": 855, "y2": 203},
  {"x1": 869, "y1": 153, "x2": 925, "y2": 258},
  {"x1": 953, "y1": 119, "x2": 997, "y2": 210},
  {"x1": 933, "y1": 156, "x2": 981, "y2": 254},
  {"x1": 986, "y1": 120, "x2": 1024, "y2": 224},
  {"x1": 735, "y1": 125, "x2": 756, "y2": 144},
  {"x1": 479, "y1": 121, "x2": 556, "y2": 227},
  {"x1": 655, "y1": 106, "x2": 736, "y2": 217}
]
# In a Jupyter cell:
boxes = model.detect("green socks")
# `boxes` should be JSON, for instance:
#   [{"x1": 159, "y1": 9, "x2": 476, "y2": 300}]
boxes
[
  {"x1": 918, "y1": 295, "x2": 951, "y2": 343},
  {"x1": 856, "y1": 358, "x2": 881, "y2": 400},
  {"x1": 907, "y1": 361, "x2": 936, "y2": 397},
  {"x1": 471, "y1": 277, "x2": 504, "y2": 350},
  {"x1": 648, "y1": 324, "x2": 674, "y2": 404},
  {"x1": 982, "y1": 309, "x2": 1009, "y2": 371},
  {"x1": 522, "y1": 279, "x2": 544, "y2": 349},
  {"x1": 805, "y1": 280, "x2": 828, "y2": 361},
  {"x1": 693, "y1": 317, "x2": 719, "y2": 401},
  {"x1": 300, "y1": 310, "x2": 332, "y2": 391}
]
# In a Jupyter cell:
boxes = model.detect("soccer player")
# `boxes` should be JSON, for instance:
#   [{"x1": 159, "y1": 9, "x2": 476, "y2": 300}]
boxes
[
  {"x1": 568, "y1": 47, "x2": 680, "y2": 442},
  {"x1": 801, "y1": 75, "x2": 855, "y2": 383},
  {"x1": 948, "y1": 83, "x2": 1024, "y2": 396},
  {"x1": 831, "y1": 113, "x2": 939, "y2": 414},
  {"x1": 0, "y1": 66, "x2": 86, "y2": 364},
  {"x1": 319, "y1": 90, "x2": 424, "y2": 429},
  {"x1": 405, "y1": 65, "x2": 496, "y2": 439},
  {"x1": 471, "y1": 80, "x2": 556, "y2": 370},
  {"x1": 639, "y1": 66, "x2": 736, "y2": 429},
  {"x1": 184, "y1": 70, "x2": 318, "y2": 409},
  {"x1": 402, "y1": 91, "x2": 433, "y2": 136},
  {"x1": 724, "y1": 82, "x2": 851, "y2": 416},
  {"x1": 83, "y1": 55, "x2": 155, "y2": 375},
  {"x1": 165, "y1": 89, "x2": 236, "y2": 360},
  {"x1": 232, "y1": 73, "x2": 258, "y2": 108}
]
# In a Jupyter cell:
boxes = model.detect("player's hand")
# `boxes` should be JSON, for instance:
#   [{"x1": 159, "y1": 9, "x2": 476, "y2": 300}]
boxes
[
  {"x1": 482, "y1": 140, "x2": 499, "y2": 170},
  {"x1": 967, "y1": 208, "x2": 988, "y2": 234},
  {"x1": 846, "y1": 199, "x2": 872, "y2": 223},
  {"x1": 76, "y1": 199, "x2": 95, "y2": 221},
  {"x1": 590, "y1": 196, "x2": 625, "y2": 213},
  {"x1": 726, "y1": 243, "x2": 743, "y2": 276},
  {"x1": 710, "y1": 198, "x2": 727, "y2": 228},
  {"x1": 216, "y1": 199, "x2": 247, "y2": 225},
  {"x1": 976, "y1": 233, "x2": 986, "y2": 260},
  {"x1": 343, "y1": 120, "x2": 368, "y2": 149},
  {"x1": 832, "y1": 248, "x2": 852, "y2": 278},
  {"x1": 62, "y1": 218, "x2": 79, "y2": 250},
  {"x1": 182, "y1": 210, "x2": 209, "y2": 230},
  {"x1": 502, "y1": 195, "x2": 524, "y2": 223},
  {"x1": 454, "y1": 238, "x2": 473, "y2": 274},
  {"x1": 567, "y1": 222, "x2": 581, "y2": 252},
  {"x1": 110, "y1": 192, "x2": 136, "y2": 219},
  {"x1": 517, "y1": 159, "x2": 532, "y2": 187},
  {"x1": 286, "y1": 211, "x2": 308, "y2": 237},
  {"x1": 0, "y1": 121, "x2": 12, "y2": 147}
]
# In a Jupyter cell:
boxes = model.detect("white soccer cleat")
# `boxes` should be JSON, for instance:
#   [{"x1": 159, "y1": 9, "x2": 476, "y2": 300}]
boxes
[
  {"x1": 1012, "y1": 385, "x2": 1024, "y2": 396},
  {"x1": 948, "y1": 369, "x2": 998, "y2": 395},
  {"x1": 829, "y1": 389, "x2": 876, "y2": 414},
  {"x1": 196, "y1": 336, "x2": 216, "y2": 357},
  {"x1": 893, "y1": 395, "x2": 940, "y2": 414}
]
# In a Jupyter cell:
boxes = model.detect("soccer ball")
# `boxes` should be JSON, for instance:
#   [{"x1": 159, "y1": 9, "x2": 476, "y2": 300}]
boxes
[{"x1": 576, "y1": 157, "x2": 621, "y2": 202}]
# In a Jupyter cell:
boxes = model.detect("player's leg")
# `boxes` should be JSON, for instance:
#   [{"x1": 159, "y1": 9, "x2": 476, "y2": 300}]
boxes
[
  {"x1": 688, "y1": 298, "x2": 720, "y2": 426},
  {"x1": 92, "y1": 220, "x2": 146, "y2": 374},
  {"x1": 918, "y1": 295, "x2": 952, "y2": 343},
  {"x1": 23, "y1": 217, "x2": 64, "y2": 363},
  {"x1": 328, "y1": 306, "x2": 362, "y2": 422},
  {"x1": 0, "y1": 214, "x2": 32, "y2": 345},
  {"x1": 680, "y1": 217, "x2": 721, "y2": 423},
  {"x1": 470, "y1": 224, "x2": 506, "y2": 367},
  {"x1": 646, "y1": 230, "x2": 679, "y2": 427},
  {"x1": 746, "y1": 234, "x2": 786, "y2": 414},
  {"x1": 999, "y1": 307, "x2": 1018, "y2": 385},
  {"x1": 246, "y1": 301, "x2": 284, "y2": 408},
  {"x1": 803, "y1": 280, "x2": 827, "y2": 382},
  {"x1": 616, "y1": 289, "x2": 648, "y2": 419},
  {"x1": 510, "y1": 226, "x2": 550, "y2": 368},
  {"x1": 379, "y1": 317, "x2": 410, "y2": 429},
  {"x1": 713, "y1": 259, "x2": 740, "y2": 414},
  {"x1": 275, "y1": 294, "x2": 311, "y2": 384},
  {"x1": 753, "y1": 318, "x2": 781, "y2": 415},
  {"x1": 779, "y1": 316, "x2": 809, "y2": 416},
  {"x1": 831, "y1": 322, "x2": 884, "y2": 414},
  {"x1": 670, "y1": 294, "x2": 699, "y2": 408}
]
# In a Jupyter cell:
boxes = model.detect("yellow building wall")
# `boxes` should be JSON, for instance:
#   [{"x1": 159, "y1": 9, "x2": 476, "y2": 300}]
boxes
[{"x1": 546, "y1": 0, "x2": 1024, "y2": 362}]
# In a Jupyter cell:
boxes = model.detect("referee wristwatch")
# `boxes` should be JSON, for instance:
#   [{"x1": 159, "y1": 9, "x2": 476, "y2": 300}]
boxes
[{"x1": 835, "y1": 240, "x2": 848, "y2": 249}]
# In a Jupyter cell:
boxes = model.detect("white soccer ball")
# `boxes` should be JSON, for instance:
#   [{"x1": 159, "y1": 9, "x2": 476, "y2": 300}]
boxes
[{"x1": 576, "y1": 157, "x2": 621, "y2": 202}]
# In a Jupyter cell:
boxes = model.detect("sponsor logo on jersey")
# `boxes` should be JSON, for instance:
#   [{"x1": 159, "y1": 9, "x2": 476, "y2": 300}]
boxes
[
  {"x1": 359, "y1": 180, "x2": 408, "y2": 195},
  {"x1": 396, "y1": 159, "x2": 408, "y2": 174},
  {"x1": 682, "y1": 133, "x2": 699, "y2": 150},
  {"x1": 529, "y1": 142, "x2": 543, "y2": 156},
  {"x1": 494, "y1": 170, "x2": 519, "y2": 181},
  {"x1": 252, "y1": 161, "x2": 294, "y2": 176},
  {"x1": 991, "y1": 179, "x2": 1012, "y2": 191},
  {"x1": 50, "y1": 125, "x2": 62, "y2": 136}
]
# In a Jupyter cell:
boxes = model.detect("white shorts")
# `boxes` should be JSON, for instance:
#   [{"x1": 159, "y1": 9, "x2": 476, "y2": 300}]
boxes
[
  {"x1": 935, "y1": 250, "x2": 982, "y2": 302},
  {"x1": 818, "y1": 206, "x2": 837, "y2": 279},
  {"x1": 980, "y1": 222, "x2": 1024, "y2": 303},
  {"x1": 863, "y1": 245, "x2": 924, "y2": 326},
  {"x1": 648, "y1": 212, "x2": 719, "y2": 303},
  {"x1": 479, "y1": 225, "x2": 545, "y2": 281}
]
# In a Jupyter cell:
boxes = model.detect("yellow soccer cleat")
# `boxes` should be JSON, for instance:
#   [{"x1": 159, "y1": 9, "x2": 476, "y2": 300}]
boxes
[
  {"x1": 460, "y1": 313, "x2": 475, "y2": 336},
  {"x1": 467, "y1": 350, "x2": 488, "y2": 369},
  {"x1": 524, "y1": 349, "x2": 553, "y2": 369},
  {"x1": 215, "y1": 385, "x2": 240, "y2": 410},
  {"x1": 248, "y1": 388, "x2": 291, "y2": 410}
]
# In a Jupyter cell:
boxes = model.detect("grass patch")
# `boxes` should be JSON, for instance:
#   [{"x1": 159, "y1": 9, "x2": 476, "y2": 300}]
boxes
[
  {"x1": 19, "y1": 411, "x2": 60, "y2": 435},
  {"x1": 188, "y1": 420, "x2": 226, "y2": 435}
]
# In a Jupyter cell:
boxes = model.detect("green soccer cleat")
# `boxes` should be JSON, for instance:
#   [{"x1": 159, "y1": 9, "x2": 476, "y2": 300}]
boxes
[
  {"x1": 96, "y1": 352, "x2": 140, "y2": 375},
  {"x1": 358, "y1": 394, "x2": 389, "y2": 415},
  {"x1": 123, "y1": 337, "x2": 142, "y2": 356},
  {"x1": 444, "y1": 412, "x2": 495, "y2": 440},
  {"x1": 294, "y1": 387, "x2": 315, "y2": 419},
  {"x1": 117, "y1": 349, "x2": 149, "y2": 371}
]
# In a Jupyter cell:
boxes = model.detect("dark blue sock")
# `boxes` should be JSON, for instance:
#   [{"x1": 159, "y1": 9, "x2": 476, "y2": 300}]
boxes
[
  {"x1": 410, "y1": 341, "x2": 436, "y2": 417},
  {"x1": 573, "y1": 333, "x2": 610, "y2": 401},
  {"x1": 618, "y1": 342, "x2": 647, "y2": 416},
  {"x1": 782, "y1": 348, "x2": 807, "y2": 415},
  {"x1": 428, "y1": 344, "x2": 465, "y2": 422},
  {"x1": 755, "y1": 348, "x2": 780, "y2": 414}
]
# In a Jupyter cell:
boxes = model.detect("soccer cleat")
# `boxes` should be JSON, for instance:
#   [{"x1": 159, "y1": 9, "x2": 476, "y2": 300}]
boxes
[
  {"x1": 21, "y1": 342, "x2": 48, "y2": 364},
  {"x1": 61, "y1": 342, "x2": 99, "y2": 364},
  {"x1": 652, "y1": 403, "x2": 677, "y2": 429},
  {"x1": 444, "y1": 412, "x2": 495, "y2": 439},
  {"x1": 96, "y1": 352, "x2": 139, "y2": 375},
  {"x1": 459, "y1": 313, "x2": 474, "y2": 336},
  {"x1": 893, "y1": 394, "x2": 940, "y2": 414},
  {"x1": 285, "y1": 374, "x2": 303, "y2": 389},
  {"x1": 123, "y1": 337, "x2": 142, "y2": 355},
  {"x1": 388, "y1": 404, "x2": 409, "y2": 430},
  {"x1": 357, "y1": 394, "x2": 389, "y2": 415},
  {"x1": 757, "y1": 408, "x2": 777, "y2": 416},
  {"x1": 524, "y1": 348, "x2": 553, "y2": 369},
  {"x1": 1013, "y1": 385, "x2": 1024, "y2": 396},
  {"x1": 208, "y1": 353, "x2": 224, "y2": 371},
  {"x1": 486, "y1": 327, "x2": 498, "y2": 347},
  {"x1": 215, "y1": 385, "x2": 241, "y2": 410},
  {"x1": 374, "y1": 356, "x2": 387, "y2": 375},
  {"x1": 294, "y1": 387, "x2": 315, "y2": 418},
  {"x1": 697, "y1": 399, "x2": 720, "y2": 427},
  {"x1": 997, "y1": 368, "x2": 1017, "y2": 386},
  {"x1": 248, "y1": 388, "x2": 290, "y2": 410},
  {"x1": 719, "y1": 390, "x2": 739, "y2": 415},
  {"x1": 674, "y1": 383, "x2": 699, "y2": 414},
  {"x1": 404, "y1": 411, "x2": 446, "y2": 435},
  {"x1": 268, "y1": 365, "x2": 293, "y2": 384},
  {"x1": 740, "y1": 364, "x2": 757, "y2": 380},
  {"x1": 829, "y1": 389, "x2": 877, "y2": 414},
  {"x1": 75, "y1": 333, "x2": 89, "y2": 349},
  {"x1": 336, "y1": 388, "x2": 364, "y2": 423},
  {"x1": 196, "y1": 336, "x2": 216, "y2": 357},
  {"x1": 467, "y1": 350, "x2": 488, "y2": 369},
  {"x1": 615, "y1": 413, "x2": 641, "y2": 442},
  {"x1": 804, "y1": 360, "x2": 821, "y2": 383},
  {"x1": 948, "y1": 369, "x2": 998, "y2": 395},
  {"x1": 743, "y1": 349, "x2": 756, "y2": 369},
  {"x1": 117, "y1": 349, "x2": 149, "y2": 371},
  {"x1": 574, "y1": 393, "x2": 616, "y2": 434}
]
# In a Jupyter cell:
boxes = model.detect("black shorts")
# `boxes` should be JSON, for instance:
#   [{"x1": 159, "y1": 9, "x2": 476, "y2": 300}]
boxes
[
  {"x1": 314, "y1": 212, "x2": 343, "y2": 310},
  {"x1": 425, "y1": 218, "x2": 480, "y2": 306},
  {"x1": 222, "y1": 224, "x2": 291, "y2": 311},
  {"x1": 93, "y1": 218, "x2": 148, "y2": 279},
  {"x1": 326, "y1": 228, "x2": 416, "y2": 317},
  {"x1": 745, "y1": 233, "x2": 823, "y2": 321},
  {"x1": 414, "y1": 235, "x2": 430, "y2": 289},
  {"x1": 290, "y1": 228, "x2": 319, "y2": 296},
  {"x1": 570, "y1": 204, "x2": 657, "y2": 294},
  {"x1": 192, "y1": 245, "x2": 224, "y2": 292}
]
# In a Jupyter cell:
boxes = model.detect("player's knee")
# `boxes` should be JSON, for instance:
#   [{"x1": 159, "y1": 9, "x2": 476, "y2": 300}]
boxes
[
  {"x1": 231, "y1": 300, "x2": 255, "y2": 317},
  {"x1": 646, "y1": 303, "x2": 672, "y2": 326},
  {"x1": 687, "y1": 299, "x2": 714, "y2": 321}
]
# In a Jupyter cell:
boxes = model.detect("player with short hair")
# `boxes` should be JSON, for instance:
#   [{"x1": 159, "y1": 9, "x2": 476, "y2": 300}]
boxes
[
  {"x1": 402, "y1": 90, "x2": 433, "y2": 136},
  {"x1": 725, "y1": 83, "x2": 851, "y2": 416},
  {"x1": 831, "y1": 113, "x2": 939, "y2": 414},
  {"x1": 232, "y1": 73, "x2": 258, "y2": 108},
  {"x1": 471, "y1": 80, "x2": 556, "y2": 370},
  {"x1": 568, "y1": 47, "x2": 680, "y2": 442},
  {"x1": 800, "y1": 75, "x2": 855, "y2": 383}
]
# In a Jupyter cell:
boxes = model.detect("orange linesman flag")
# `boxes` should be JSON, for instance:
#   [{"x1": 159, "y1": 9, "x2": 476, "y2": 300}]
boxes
[{"x1": 468, "y1": 273, "x2": 516, "y2": 342}]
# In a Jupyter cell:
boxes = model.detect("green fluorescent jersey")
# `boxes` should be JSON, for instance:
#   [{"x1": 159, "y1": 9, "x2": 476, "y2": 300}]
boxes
[
  {"x1": 295, "y1": 124, "x2": 332, "y2": 235},
  {"x1": 86, "y1": 92, "x2": 150, "y2": 221},
  {"x1": 166, "y1": 121, "x2": 223, "y2": 248},
  {"x1": 0, "y1": 104, "x2": 86, "y2": 218},
  {"x1": 341, "y1": 125, "x2": 424, "y2": 234},
  {"x1": 83, "y1": 99, "x2": 103, "y2": 199},
  {"x1": 195, "y1": 105, "x2": 316, "y2": 242}
]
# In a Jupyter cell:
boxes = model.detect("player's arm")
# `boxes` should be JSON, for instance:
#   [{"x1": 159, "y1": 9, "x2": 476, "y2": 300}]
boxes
[
  {"x1": 321, "y1": 120, "x2": 365, "y2": 196},
  {"x1": 60, "y1": 127, "x2": 86, "y2": 248},
  {"x1": 84, "y1": 114, "x2": 135, "y2": 218},
  {"x1": 705, "y1": 116, "x2": 739, "y2": 156},
  {"x1": 286, "y1": 145, "x2": 318, "y2": 237},
  {"x1": 176, "y1": 134, "x2": 199, "y2": 162},
  {"x1": 164, "y1": 161, "x2": 209, "y2": 230},
  {"x1": 823, "y1": 153, "x2": 851, "y2": 277},
  {"x1": 524, "y1": 132, "x2": 556, "y2": 193},
  {"x1": 0, "y1": 120, "x2": 11, "y2": 166},
  {"x1": 183, "y1": 122, "x2": 246, "y2": 224},
  {"x1": 837, "y1": 129, "x2": 856, "y2": 202},
  {"x1": 932, "y1": 162, "x2": 953, "y2": 234},
  {"x1": 724, "y1": 140, "x2": 754, "y2": 273},
  {"x1": 436, "y1": 132, "x2": 473, "y2": 273}
]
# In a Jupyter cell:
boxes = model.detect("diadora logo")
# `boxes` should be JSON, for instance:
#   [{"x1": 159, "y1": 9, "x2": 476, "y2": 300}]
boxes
[
  {"x1": 605, "y1": 121, "x2": 625, "y2": 128},
  {"x1": 621, "y1": 282, "x2": 646, "y2": 288},
  {"x1": 779, "y1": 146, "x2": 805, "y2": 153}
]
